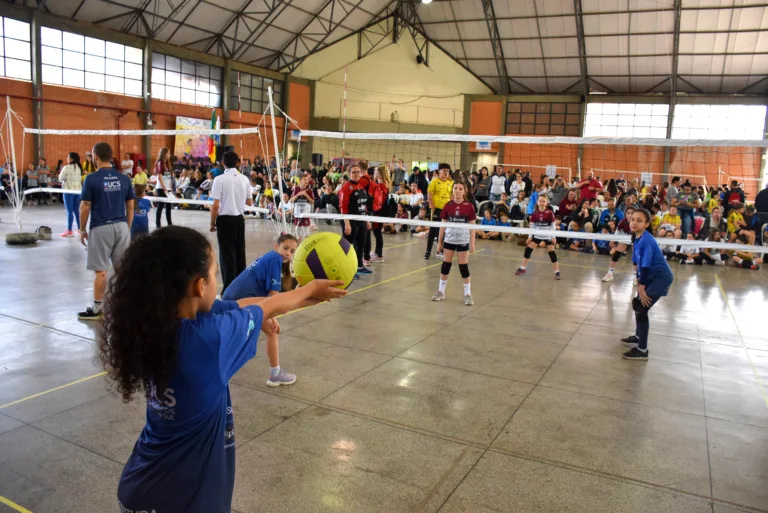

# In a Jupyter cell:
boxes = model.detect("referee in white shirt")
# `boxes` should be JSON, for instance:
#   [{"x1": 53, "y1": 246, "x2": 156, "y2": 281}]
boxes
[{"x1": 210, "y1": 150, "x2": 252, "y2": 293}]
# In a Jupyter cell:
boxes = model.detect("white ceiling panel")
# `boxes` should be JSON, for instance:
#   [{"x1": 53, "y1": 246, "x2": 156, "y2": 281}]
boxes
[
  {"x1": 451, "y1": 0, "x2": 485, "y2": 20},
  {"x1": 581, "y1": 0, "x2": 622, "y2": 13},
  {"x1": 630, "y1": 34, "x2": 673, "y2": 56},
  {"x1": 506, "y1": 59, "x2": 546, "y2": 77},
  {"x1": 271, "y1": 6, "x2": 314, "y2": 32},
  {"x1": 732, "y1": 6, "x2": 768, "y2": 31},
  {"x1": 496, "y1": 18, "x2": 540, "y2": 39},
  {"x1": 462, "y1": 41, "x2": 495, "y2": 59},
  {"x1": 542, "y1": 38, "x2": 580, "y2": 58},
  {"x1": 436, "y1": 41, "x2": 468, "y2": 61},
  {"x1": 681, "y1": 9, "x2": 735, "y2": 32},
  {"x1": 545, "y1": 58, "x2": 581, "y2": 76},
  {"x1": 632, "y1": 76, "x2": 670, "y2": 93},
  {"x1": 416, "y1": 1, "x2": 451, "y2": 23},
  {"x1": 677, "y1": 55, "x2": 726, "y2": 75},
  {"x1": 515, "y1": 77, "x2": 550, "y2": 91},
  {"x1": 468, "y1": 60, "x2": 501, "y2": 76},
  {"x1": 587, "y1": 57, "x2": 629, "y2": 75},
  {"x1": 549, "y1": 77, "x2": 581, "y2": 92},
  {"x1": 630, "y1": 55, "x2": 672, "y2": 75},
  {"x1": 583, "y1": 14, "x2": 630, "y2": 36},
  {"x1": 539, "y1": 16, "x2": 578, "y2": 38},
  {"x1": 76, "y1": 1, "x2": 135, "y2": 24},
  {"x1": 679, "y1": 33, "x2": 729, "y2": 54},
  {"x1": 728, "y1": 31, "x2": 762, "y2": 55},
  {"x1": 720, "y1": 75, "x2": 752, "y2": 92},
  {"x1": 492, "y1": 0, "x2": 538, "y2": 19},
  {"x1": 429, "y1": 24, "x2": 460, "y2": 40},
  {"x1": 630, "y1": 10, "x2": 675, "y2": 34},
  {"x1": 585, "y1": 36, "x2": 630, "y2": 56},
  {"x1": 480, "y1": 76, "x2": 504, "y2": 93},
  {"x1": 455, "y1": 21, "x2": 490, "y2": 40},
  {"x1": 501, "y1": 39, "x2": 542, "y2": 59},
  {"x1": 590, "y1": 76, "x2": 630, "y2": 92},
  {"x1": 725, "y1": 54, "x2": 768, "y2": 75},
  {"x1": 534, "y1": 0, "x2": 574, "y2": 16}
]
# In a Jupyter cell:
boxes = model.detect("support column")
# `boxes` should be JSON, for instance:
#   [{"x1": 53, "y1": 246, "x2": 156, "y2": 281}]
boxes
[
  {"x1": 142, "y1": 39, "x2": 152, "y2": 164},
  {"x1": 760, "y1": 110, "x2": 768, "y2": 188},
  {"x1": 222, "y1": 59, "x2": 231, "y2": 148},
  {"x1": 31, "y1": 11, "x2": 43, "y2": 160}
]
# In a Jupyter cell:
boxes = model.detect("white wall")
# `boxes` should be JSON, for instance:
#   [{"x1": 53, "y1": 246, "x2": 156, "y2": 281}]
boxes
[{"x1": 290, "y1": 26, "x2": 491, "y2": 128}]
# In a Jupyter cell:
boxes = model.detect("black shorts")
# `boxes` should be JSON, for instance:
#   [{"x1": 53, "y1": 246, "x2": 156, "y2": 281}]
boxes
[
  {"x1": 443, "y1": 242, "x2": 470, "y2": 252},
  {"x1": 531, "y1": 237, "x2": 554, "y2": 246}
]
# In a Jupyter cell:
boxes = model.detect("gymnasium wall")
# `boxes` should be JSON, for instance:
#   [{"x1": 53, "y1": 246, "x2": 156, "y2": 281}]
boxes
[
  {"x1": 290, "y1": 26, "x2": 491, "y2": 128},
  {"x1": 1, "y1": 76, "x2": 289, "y2": 173}
]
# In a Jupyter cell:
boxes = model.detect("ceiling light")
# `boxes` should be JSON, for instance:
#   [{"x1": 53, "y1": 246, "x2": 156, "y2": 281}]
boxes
[{"x1": 422, "y1": 0, "x2": 433, "y2": 4}]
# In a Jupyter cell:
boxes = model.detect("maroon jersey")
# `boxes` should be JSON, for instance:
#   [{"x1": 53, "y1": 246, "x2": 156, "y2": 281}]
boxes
[
  {"x1": 440, "y1": 200, "x2": 476, "y2": 245},
  {"x1": 529, "y1": 209, "x2": 556, "y2": 230},
  {"x1": 292, "y1": 186, "x2": 314, "y2": 204}
]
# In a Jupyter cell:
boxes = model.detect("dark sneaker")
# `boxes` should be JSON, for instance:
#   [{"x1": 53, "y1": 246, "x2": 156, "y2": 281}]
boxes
[
  {"x1": 622, "y1": 347, "x2": 649, "y2": 360},
  {"x1": 424, "y1": 252, "x2": 431, "y2": 260},
  {"x1": 78, "y1": 307, "x2": 102, "y2": 321},
  {"x1": 554, "y1": 272, "x2": 561, "y2": 280},
  {"x1": 358, "y1": 267, "x2": 373, "y2": 275},
  {"x1": 354, "y1": 272, "x2": 360, "y2": 280},
  {"x1": 515, "y1": 268, "x2": 526, "y2": 276},
  {"x1": 621, "y1": 335, "x2": 639, "y2": 346}
]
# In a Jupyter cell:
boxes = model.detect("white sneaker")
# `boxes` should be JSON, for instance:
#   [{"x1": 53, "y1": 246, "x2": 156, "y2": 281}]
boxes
[
  {"x1": 431, "y1": 291, "x2": 445, "y2": 302},
  {"x1": 464, "y1": 294, "x2": 474, "y2": 306},
  {"x1": 436, "y1": 251, "x2": 443, "y2": 258},
  {"x1": 715, "y1": 261, "x2": 726, "y2": 266},
  {"x1": 601, "y1": 272, "x2": 614, "y2": 282}
]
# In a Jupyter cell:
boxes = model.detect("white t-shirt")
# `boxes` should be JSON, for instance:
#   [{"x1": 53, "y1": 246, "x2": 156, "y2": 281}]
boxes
[
  {"x1": 121, "y1": 159, "x2": 134, "y2": 175},
  {"x1": 490, "y1": 175, "x2": 506, "y2": 195},
  {"x1": 409, "y1": 192, "x2": 424, "y2": 206},
  {"x1": 210, "y1": 169, "x2": 251, "y2": 215}
]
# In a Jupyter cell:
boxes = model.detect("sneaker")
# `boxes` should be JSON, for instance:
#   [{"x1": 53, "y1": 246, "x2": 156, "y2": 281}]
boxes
[
  {"x1": 515, "y1": 267, "x2": 526, "y2": 276},
  {"x1": 424, "y1": 252, "x2": 431, "y2": 260},
  {"x1": 554, "y1": 272, "x2": 561, "y2": 280},
  {"x1": 266, "y1": 369, "x2": 297, "y2": 387},
  {"x1": 464, "y1": 294, "x2": 474, "y2": 306},
  {"x1": 77, "y1": 307, "x2": 102, "y2": 321},
  {"x1": 621, "y1": 335, "x2": 639, "y2": 346},
  {"x1": 369, "y1": 255, "x2": 384, "y2": 263},
  {"x1": 60, "y1": 230, "x2": 74, "y2": 238},
  {"x1": 358, "y1": 267, "x2": 373, "y2": 275},
  {"x1": 715, "y1": 261, "x2": 726, "y2": 266},
  {"x1": 622, "y1": 347, "x2": 649, "y2": 361},
  {"x1": 601, "y1": 272, "x2": 614, "y2": 282},
  {"x1": 354, "y1": 272, "x2": 361, "y2": 280},
  {"x1": 431, "y1": 291, "x2": 446, "y2": 302},
  {"x1": 363, "y1": 259, "x2": 371, "y2": 266},
  {"x1": 436, "y1": 251, "x2": 443, "y2": 258}
]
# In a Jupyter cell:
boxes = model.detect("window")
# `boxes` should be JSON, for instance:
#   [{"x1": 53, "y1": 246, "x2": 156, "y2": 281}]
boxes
[
  {"x1": 0, "y1": 17, "x2": 31, "y2": 81},
  {"x1": 506, "y1": 102, "x2": 581, "y2": 136},
  {"x1": 583, "y1": 103, "x2": 668, "y2": 138},
  {"x1": 40, "y1": 27, "x2": 142, "y2": 96},
  {"x1": 229, "y1": 70, "x2": 283, "y2": 114},
  {"x1": 152, "y1": 52, "x2": 221, "y2": 108},
  {"x1": 671, "y1": 104, "x2": 766, "y2": 141}
]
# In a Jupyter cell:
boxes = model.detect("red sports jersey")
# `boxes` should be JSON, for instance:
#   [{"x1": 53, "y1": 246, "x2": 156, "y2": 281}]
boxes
[
  {"x1": 440, "y1": 200, "x2": 476, "y2": 245},
  {"x1": 291, "y1": 186, "x2": 314, "y2": 204},
  {"x1": 529, "y1": 208, "x2": 555, "y2": 230}
]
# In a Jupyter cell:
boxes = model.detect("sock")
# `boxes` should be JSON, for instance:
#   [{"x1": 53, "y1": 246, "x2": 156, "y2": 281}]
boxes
[
  {"x1": 607, "y1": 267, "x2": 614, "y2": 274},
  {"x1": 438, "y1": 279, "x2": 447, "y2": 293},
  {"x1": 463, "y1": 283, "x2": 471, "y2": 295},
  {"x1": 554, "y1": 269, "x2": 560, "y2": 274},
  {"x1": 270, "y1": 366, "x2": 280, "y2": 377},
  {"x1": 637, "y1": 348, "x2": 648, "y2": 353},
  {"x1": 92, "y1": 300, "x2": 102, "y2": 313},
  {"x1": 520, "y1": 264, "x2": 527, "y2": 270}
]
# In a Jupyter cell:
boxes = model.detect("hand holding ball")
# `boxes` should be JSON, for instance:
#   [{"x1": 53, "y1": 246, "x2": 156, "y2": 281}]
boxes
[{"x1": 292, "y1": 232, "x2": 358, "y2": 290}]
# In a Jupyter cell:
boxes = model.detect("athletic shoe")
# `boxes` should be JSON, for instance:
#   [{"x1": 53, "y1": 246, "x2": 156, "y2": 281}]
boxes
[
  {"x1": 431, "y1": 291, "x2": 446, "y2": 302},
  {"x1": 266, "y1": 369, "x2": 297, "y2": 387},
  {"x1": 464, "y1": 294, "x2": 474, "y2": 306},
  {"x1": 369, "y1": 255, "x2": 384, "y2": 263},
  {"x1": 363, "y1": 259, "x2": 371, "y2": 266},
  {"x1": 424, "y1": 252, "x2": 430, "y2": 260},
  {"x1": 60, "y1": 230, "x2": 74, "y2": 238},
  {"x1": 601, "y1": 272, "x2": 614, "y2": 282},
  {"x1": 436, "y1": 251, "x2": 443, "y2": 258},
  {"x1": 621, "y1": 335, "x2": 639, "y2": 346},
  {"x1": 515, "y1": 268, "x2": 526, "y2": 276},
  {"x1": 715, "y1": 261, "x2": 726, "y2": 266},
  {"x1": 622, "y1": 347, "x2": 649, "y2": 361},
  {"x1": 358, "y1": 267, "x2": 373, "y2": 275},
  {"x1": 554, "y1": 272, "x2": 561, "y2": 280},
  {"x1": 354, "y1": 273, "x2": 361, "y2": 280},
  {"x1": 77, "y1": 307, "x2": 102, "y2": 321}
]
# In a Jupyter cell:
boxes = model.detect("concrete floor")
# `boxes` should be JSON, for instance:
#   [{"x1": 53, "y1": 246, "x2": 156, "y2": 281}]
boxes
[{"x1": 1, "y1": 204, "x2": 767, "y2": 513}]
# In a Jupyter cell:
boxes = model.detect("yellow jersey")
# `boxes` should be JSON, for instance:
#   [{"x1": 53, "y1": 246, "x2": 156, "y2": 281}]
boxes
[
  {"x1": 428, "y1": 178, "x2": 454, "y2": 210},
  {"x1": 727, "y1": 211, "x2": 744, "y2": 234},
  {"x1": 132, "y1": 173, "x2": 148, "y2": 185}
]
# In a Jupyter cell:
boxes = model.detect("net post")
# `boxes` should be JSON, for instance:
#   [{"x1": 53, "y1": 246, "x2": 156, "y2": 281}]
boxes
[
  {"x1": 5, "y1": 96, "x2": 21, "y2": 231},
  {"x1": 267, "y1": 86, "x2": 287, "y2": 234}
]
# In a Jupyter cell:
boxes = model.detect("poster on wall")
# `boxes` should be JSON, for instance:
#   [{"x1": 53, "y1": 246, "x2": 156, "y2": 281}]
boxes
[{"x1": 174, "y1": 117, "x2": 211, "y2": 159}]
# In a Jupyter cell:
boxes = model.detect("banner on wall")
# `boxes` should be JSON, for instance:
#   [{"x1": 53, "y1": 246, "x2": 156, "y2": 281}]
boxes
[{"x1": 174, "y1": 116, "x2": 211, "y2": 159}]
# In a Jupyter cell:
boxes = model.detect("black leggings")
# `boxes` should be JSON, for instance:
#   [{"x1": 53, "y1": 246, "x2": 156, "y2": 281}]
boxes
[
  {"x1": 343, "y1": 220, "x2": 367, "y2": 268},
  {"x1": 364, "y1": 223, "x2": 384, "y2": 259},
  {"x1": 633, "y1": 295, "x2": 661, "y2": 351},
  {"x1": 425, "y1": 208, "x2": 442, "y2": 255},
  {"x1": 155, "y1": 189, "x2": 173, "y2": 227}
]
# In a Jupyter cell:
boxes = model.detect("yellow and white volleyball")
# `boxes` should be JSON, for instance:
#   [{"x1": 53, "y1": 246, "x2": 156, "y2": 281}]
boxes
[{"x1": 293, "y1": 232, "x2": 358, "y2": 289}]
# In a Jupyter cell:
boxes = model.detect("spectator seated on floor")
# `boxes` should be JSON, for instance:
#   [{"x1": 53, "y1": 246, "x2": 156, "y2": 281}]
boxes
[
  {"x1": 497, "y1": 213, "x2": 514, "y2": 241},
  {"x1": 477, "y1": 209, "x2": 500, "y2": 240},
  {"x1": 411, "y1": 207, "x2": 430, "y2": 239}
]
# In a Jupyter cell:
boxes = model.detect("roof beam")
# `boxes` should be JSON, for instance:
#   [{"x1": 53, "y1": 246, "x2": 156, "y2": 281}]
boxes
[
  {"x1": 232, "y1": 0, "x2": 291, "y2": 61},
  {"x1": 666, "y1": 0, "x2": 682, "y2": 138},
  {"x1": 394, "y1": 0, "x2": 428, "y2": 67},
  {"x1": 531, "y1": 0, "x2": 549, "y2": 93},
  {"x1": 151, "y1": 0, "x2": 194, "y2": 39},
  {"x1": 481, "y1": 0, "x2": 510, "y2": 94},
  {"x1": 573, "y1": 0, "x2": 589, "y2": 97},
  {"x1": 166, "y1": 0, "x2": 203, "y2": 42}
]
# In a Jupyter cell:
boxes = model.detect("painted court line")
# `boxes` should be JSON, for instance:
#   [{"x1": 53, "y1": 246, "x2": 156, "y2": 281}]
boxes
[
  {"x1": 0, "y1": 371, "x2": 108, "y2": 410},
  {"x1": 0, "y1": 495, "x2": 33, "y2": 513},
  {"x1": 715, "y1": 275, "x2": 768, "y2": 410}
]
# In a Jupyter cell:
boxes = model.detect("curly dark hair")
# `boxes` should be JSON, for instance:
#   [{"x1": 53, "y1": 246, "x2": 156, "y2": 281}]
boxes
[{"x1": 99, "y1": 226, "x2": 212, "y2": 403}]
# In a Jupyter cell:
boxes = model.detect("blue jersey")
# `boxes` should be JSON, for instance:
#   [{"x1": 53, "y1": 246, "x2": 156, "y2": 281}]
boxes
[
  {"x1": 81, "y1": 168, "x2": 135, "y2": 229},
  {"x1": 222, "y1": 251, "x2": 283, "y2": 300},
  {"x1": 118, "y1": 300, "x2": 263, "y2": 513},
  {"x1": 480, "y1": 217, "x2": 497, "y2": 226},
  {"x1": 130, "y1": 197, "x2": 152, "y2": 237},
  {"x1": 632, "y1": 231, "x2": 674, "y2": 296}
]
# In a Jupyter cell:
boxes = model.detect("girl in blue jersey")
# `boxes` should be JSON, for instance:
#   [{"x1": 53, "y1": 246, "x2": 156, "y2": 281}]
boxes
[
  {"x1": 100, "y1": 226, "x2": 345, "y2": 513},
  {"x1": 222, "y1": 233, "x2": 300, "y2": 386},
  {"x1": 620, "y1": 208, "x2": 674, "y2": 361}
]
